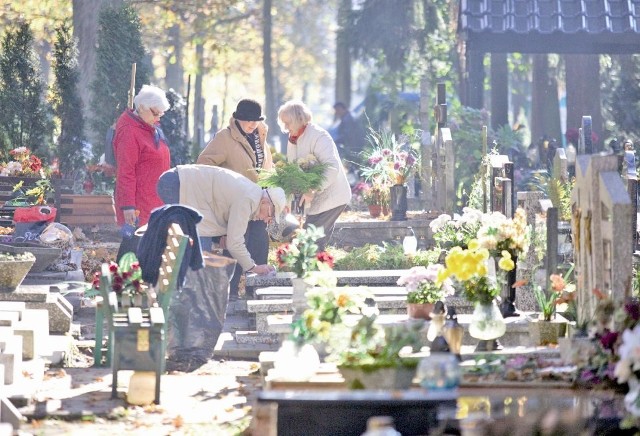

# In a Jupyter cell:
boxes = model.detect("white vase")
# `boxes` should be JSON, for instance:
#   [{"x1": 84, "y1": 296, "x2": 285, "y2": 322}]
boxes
[
  {"x1": 272, "y1": 340, "x2": 320, "y2": 381},
  {"x1": 468, "y1": 300, "x2": 506, "y2": 340},
  {"x1": 291, "y1": 277, "x2": 311, "y2": 320}
]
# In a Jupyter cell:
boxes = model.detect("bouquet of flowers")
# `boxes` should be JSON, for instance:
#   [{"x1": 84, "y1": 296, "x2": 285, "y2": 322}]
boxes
[
  {"x1": 0, "y1": 147, "x2": 44, "y2": 177},
  {"x1": 361, "y1": 128, "x2": 420, "y2": 186},
  {"x1": 258, "y1": 154, "x2": 328, "y2": 198},
  {"x1": 439, "y1": 240, "x2": 515, "y2": 305},
  {"x1": 91, "y1": 252, "x2": 144, "y2": 302},
  {"x1": 289, "y1": 287, "x2": 371, "y2": 346},
  {"x1": 397, "y1": 264, "x2": 454, "y2": 304},
  {"x1": 475, "y1": 207, "x2": 530, "y2": 257},
  {"x1": 429, "y1": 207, "x2": 484, "y2": 250},
  {"x1": 276, "y1": 225, "x2": 334, "y2": 278},
  {"x1": 9, "y1": 178, "x2": 53, "y2": 206},
  {"x1": 86, "y1": 162, "x2": 116, "y2": 194}
]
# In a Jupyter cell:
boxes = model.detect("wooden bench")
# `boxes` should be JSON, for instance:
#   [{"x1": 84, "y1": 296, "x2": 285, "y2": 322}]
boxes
[{"x1": 93, "y1": 223, "x2": 189, "y2": 404}]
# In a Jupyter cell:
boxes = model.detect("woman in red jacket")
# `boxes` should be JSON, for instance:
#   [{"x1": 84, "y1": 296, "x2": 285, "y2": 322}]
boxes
[{"x1": 113, "y1": 84, "x2": 171, "y2": 261}]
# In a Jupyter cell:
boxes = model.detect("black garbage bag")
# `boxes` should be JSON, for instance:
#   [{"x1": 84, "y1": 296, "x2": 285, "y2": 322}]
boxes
[{"x1": 166, "y1": 252, "x2": 236, "y2": 372}]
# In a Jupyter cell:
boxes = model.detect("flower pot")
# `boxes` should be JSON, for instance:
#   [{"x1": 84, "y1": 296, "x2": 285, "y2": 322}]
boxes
[
  {"x1": 339, "y1": 364, "x2": 416, "y2": 390},
  {"x1": 528, "y1": 319, "x2": 567, "y2": 346},
  {"x1": 468, "y1": 300, "x2": 506, "y2": 341},
  {"x1": 368, "y1": 204, "x2": 382, "y2": 218},
  {"x1": 0, "y1": 242, "x2": 62, "y2": 273},
  {"x1": 389, "y1": 184, "x2": 408, "y2": 221},
  {"x1": 407, "y1": 302, "x2": 434, "y2": 320},
  {"x1": 0, "y1": 259, "x2": 35, "y2": 292}
]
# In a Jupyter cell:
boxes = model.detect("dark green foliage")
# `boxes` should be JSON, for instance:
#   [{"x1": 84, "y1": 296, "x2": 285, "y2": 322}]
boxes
[
  {"x1": 90, "y1": 3, "x2": 150, "y2": 159},
  {"x1": 161, "y1": 89, "x2": 190, "y2": 165},
  {"x1": 51, "y1": 23, "x2": 86, "y2": 176},
  {"x1": 609, "y1": 55, "x2": 640, "y2": 145},
  {"x1": 0, "y1": 22, "x2": 53, "y2": 159},
  {"x1": 448, "y1": 105, "x2": 492, "y2": 210}
]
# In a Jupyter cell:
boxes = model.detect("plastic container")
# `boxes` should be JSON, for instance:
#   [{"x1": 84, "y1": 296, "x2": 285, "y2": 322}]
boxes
[
  {"x1": 126, "y1": 371, "x2": 156, "y2": 406},
  {"x1": 402, "y1": 227, "x2": 417, "y2": 255}
]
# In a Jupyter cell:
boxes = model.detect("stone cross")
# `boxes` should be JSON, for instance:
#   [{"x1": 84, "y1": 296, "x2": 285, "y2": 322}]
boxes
[
  {"x1": 621, "y1": 148, "x2": 639, "y2": 252},
  {"x1": 571, "y1": 153, "x2": 632, "y2": 325}
]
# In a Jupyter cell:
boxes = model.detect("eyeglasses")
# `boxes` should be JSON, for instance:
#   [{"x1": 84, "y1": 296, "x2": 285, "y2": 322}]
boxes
[
  {"x1": 149, "y1": 107, "x2": 164, "y2": 118},
  {"x1": 264, "y1": 189, "x2": 275, "y2": 219}
]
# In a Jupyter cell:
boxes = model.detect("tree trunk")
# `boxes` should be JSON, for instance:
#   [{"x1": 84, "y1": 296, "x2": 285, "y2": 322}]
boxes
[
  {"x1": 465, "y1": 50, "x2": 484, "y2": 109},
  {"x1": 565, "y1": 54, "x2": 602, "y2": 150},
  {"x1": 335, "y1": 0, "x2": 352, "y2": 109},
  {"x1": 263, "y1": 0, "x2": 279, "y2": 151},
  {"x1": 73, "y1": 0, "x2": 120, "y2": 140},
  {"x1": 165, "y1": 24, "x2": 184, "y2": 95},
  {"x1": 193, "y1": 42, "x2": 205, "y2": 149},
  {"x1": 490, "y1": 53, "x2": 508, "y2": 130},
  {"x1": 531, "y1": 54, "x2": 561, "y2": 146}
]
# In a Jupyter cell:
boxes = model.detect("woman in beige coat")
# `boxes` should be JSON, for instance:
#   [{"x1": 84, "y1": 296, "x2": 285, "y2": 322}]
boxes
[
  {"x1": 197, "y1": 99, "x2": 274, "y2": 297},
  {"x1": 278, "y1": 100, "x2": 351, "y2": 250}
]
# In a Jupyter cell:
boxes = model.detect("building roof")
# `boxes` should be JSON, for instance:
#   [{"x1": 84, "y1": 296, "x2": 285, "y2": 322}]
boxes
[{"x1": 458, "y1": 0, "x2": 640, "y2": 54}]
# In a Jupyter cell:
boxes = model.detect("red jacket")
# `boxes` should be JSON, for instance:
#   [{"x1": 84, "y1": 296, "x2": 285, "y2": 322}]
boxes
[{"x1": 113, "y1": 110, "x2": 171, "y2": 226}]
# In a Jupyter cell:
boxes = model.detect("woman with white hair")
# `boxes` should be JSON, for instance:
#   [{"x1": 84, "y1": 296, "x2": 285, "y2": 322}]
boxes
[
  {"x1": 113, "y1": 84, "x2": 171, "y2": 261},
  {"x1": 277, "y1": 100, "x2": 351, "y2": 250}
]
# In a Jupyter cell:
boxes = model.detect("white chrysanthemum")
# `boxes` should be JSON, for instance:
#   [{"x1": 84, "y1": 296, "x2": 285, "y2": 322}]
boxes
[
  {"x1": 460, "y1": 207, "x2": 483, "y2": 226},
  {"x1": 429, "y1": 214, "x2": 452, "y2": 232}
]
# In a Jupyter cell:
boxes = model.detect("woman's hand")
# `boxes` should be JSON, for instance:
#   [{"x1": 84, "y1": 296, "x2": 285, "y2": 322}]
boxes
[
  {"x1": 300, "y1": 191, "x2": 315, "y2": 206},
  {"x1": 251, "y1": 264, "x2": 275, "y2": 275},
  {"x1": 123, "y1": 209, "x2": 137, "y2": 226},
  {"x1": 219, "y1": 235, "x2": 227, "y2": 250}
]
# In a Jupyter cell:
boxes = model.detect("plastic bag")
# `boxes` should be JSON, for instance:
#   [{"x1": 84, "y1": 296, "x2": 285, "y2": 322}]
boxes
[
  {"x1": 39, "y1": 222, "x2": 74, "y2": 250},
  {"x1": 166, "y1": 252, "x2": 236, "y2": 372}
]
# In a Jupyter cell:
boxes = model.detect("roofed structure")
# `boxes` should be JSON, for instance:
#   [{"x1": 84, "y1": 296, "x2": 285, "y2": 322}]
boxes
[{"x1": 459, "y1": 0, "x2": 640, "y2": 54}]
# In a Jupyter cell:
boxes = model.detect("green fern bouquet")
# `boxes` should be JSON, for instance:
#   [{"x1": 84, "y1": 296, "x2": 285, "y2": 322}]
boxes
[{"x1": 258, "y1": 155, "x2": 328, "y2": 197}]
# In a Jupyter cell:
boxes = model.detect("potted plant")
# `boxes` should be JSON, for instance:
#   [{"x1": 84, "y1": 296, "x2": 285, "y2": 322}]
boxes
[
  {"x1": 326, "y1": 313, "x2": 425, "y2": 390},
  {"x1": 397, "y1": 264, "x2": 454, "y2": 320},
  {"x1": 360, "y1": 128, "x2": 420, "y2": 220},
  {"x1": 529, "y1": 273, "x2": 568, "y2": 346},
  {"x1": 275, "y1": 225, "x2": 336, "y2": 317},
  {"x1": 0, "y1": 251, "x2": 35, "y2": 292},
  {"x1": 361, "y1": 183, "x2": 389, "y2": 218},
  {"x1": 289, "y1": 287, "x2": 371, "y2": 359}
]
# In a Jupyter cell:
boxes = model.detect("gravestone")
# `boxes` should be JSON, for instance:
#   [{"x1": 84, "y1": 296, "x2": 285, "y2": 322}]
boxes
[
  {"x1": 489, "y1": 155, "x2": 511, "y2": 214},
  {"x1": 621, "y1": 148, "x2": 638, "y2": 252},
  {"x1": 430, "y1": 83, "x2": 455, "y2": 215},
  {"x1": 571, "y1": 153, "x2": 632, "y2": 326},
  {"x1": 553, "y1": 148, "x2": 568, "y2": 183},
  {"x1": 515, "y1": 192, "x2": 544, "y2": 311},
  {"x1": 578, "y1": 116, "x2": 594, "y2": 155}
]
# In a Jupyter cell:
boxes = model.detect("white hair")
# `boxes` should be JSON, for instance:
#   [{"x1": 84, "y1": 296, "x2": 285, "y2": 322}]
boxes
[
  {"x1": 277, "y1": 100, "x2": 313, "y2": 133},
  {"x1": 133, "y1": 84, "x2": 170, "y2": 112}
]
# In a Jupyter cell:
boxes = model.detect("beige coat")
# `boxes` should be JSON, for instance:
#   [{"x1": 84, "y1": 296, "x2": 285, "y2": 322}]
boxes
[
  {"x1": 286, "y1": 123, "x2": 351, "y2": 215},
  {"x1": 176, "y1": 164, "x2": 262, "y2": 270},
  {"x1": 197, "y1": 117, "x2": 273, "y2": 182}
]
